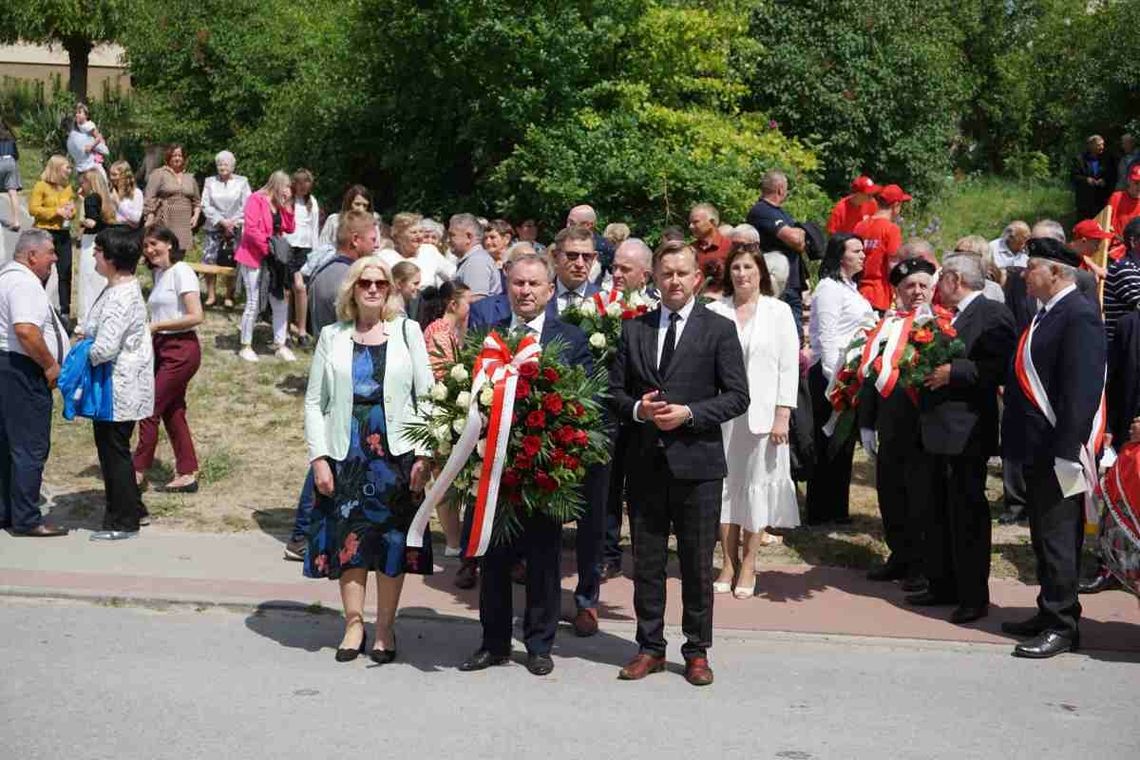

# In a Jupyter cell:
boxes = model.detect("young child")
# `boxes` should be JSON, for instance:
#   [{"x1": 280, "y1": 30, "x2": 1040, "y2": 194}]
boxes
[{"x1": 74, "y1": 103, "x2": 110, "y2": 166}]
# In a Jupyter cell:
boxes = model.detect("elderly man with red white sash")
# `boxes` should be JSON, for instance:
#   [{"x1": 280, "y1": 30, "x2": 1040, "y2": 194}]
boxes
[
  {"x1": 1000, "y1": 237, "x2": 1106, "y2": 659},
  {"x1": 858, "y1": 256, "x2": 938, "y2": 589}
]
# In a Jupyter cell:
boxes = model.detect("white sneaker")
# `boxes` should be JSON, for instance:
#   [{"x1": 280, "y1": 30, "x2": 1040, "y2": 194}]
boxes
[
  {"x1": 275, "y1": 345, "x2": 297, "y2": 362},
  {"x1": 239, "y1": 347, "x2": 259, "y2": 363}
]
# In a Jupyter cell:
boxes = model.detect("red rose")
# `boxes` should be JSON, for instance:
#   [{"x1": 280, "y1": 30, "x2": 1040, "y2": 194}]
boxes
[
  {"x1": 543, "y1": 367, "x2": 560, "y2": 383},
  {"x1": 565, "y1": 455, "x2": 580, "y2": 470},
  {"x1": 622, "y1": 308, "x2": 635, "y2": 320},
  {"x1": 519, "y1": 362, "x2": 539, "y2": 379},
  {"x1": 515, "y1": 454, "x2": 534, "y2": 470},
  {"x1": 502, "y1": 468, "x2": 521, "y2": 488},
  {"x1": 507, "y1": 490, "x2": 523, "y2": 505},
  {"x1": 534, "y1": 471, "x2": 558, "y2": 492},
  {"x1": 571, "y1": 402, "x2": 585, "y2": 418},
  {"x1": 573, "y1": 429, "x2": 589, "y2": 447},
  {"x1": 515, "y1": 379, "x2": 532, "y2": 399},
  {"x1": 636, "y1": 304, "x2": 648, "y2": 314},
  {"x1": 912, "y1": 328, "x2": 934, "y2": 345},
  {"x1": 555, "y1": 425, "x2": 576, "y2": 445},
  {"x1": 550, "y1": 448, "x2": 566, "y2": 466},
  {"x1": 542, "y1": 393, "x2": 564, "y2": 415},
  {"x1": 521, "y1": 435, "x2": 542, "y2": 457},
  {"x1": 525, "y1": 410, "x2": 547, "y2": 429}
]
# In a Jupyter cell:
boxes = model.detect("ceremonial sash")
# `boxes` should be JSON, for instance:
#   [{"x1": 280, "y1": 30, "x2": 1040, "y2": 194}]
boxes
[
  {"x1": 1013, "y1": 314, "x2": 1107, "y2": 527},
  {"x1": 406, "y1": 331, "x2": 542, "y2": 557}
]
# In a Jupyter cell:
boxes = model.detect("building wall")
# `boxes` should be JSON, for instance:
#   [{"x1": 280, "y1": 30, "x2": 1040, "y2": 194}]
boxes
[{"x1": 0, "y1": 43, "x2": 130, "y2": 97}]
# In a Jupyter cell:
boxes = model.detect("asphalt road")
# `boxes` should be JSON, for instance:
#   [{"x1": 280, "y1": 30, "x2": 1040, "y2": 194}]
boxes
[{"x1": 1, "y1": 598, "x2": 1137, "y2": 760}]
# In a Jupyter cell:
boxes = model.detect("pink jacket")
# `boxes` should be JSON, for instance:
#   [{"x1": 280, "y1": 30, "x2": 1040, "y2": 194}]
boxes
[{"x1": 234, "y1": 191, "x2": 296, "y2": 268}]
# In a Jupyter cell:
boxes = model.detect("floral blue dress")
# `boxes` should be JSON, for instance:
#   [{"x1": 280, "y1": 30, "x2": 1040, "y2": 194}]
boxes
[{"x1": 304, "y1": 342, "x2": 431, "y2": 579}]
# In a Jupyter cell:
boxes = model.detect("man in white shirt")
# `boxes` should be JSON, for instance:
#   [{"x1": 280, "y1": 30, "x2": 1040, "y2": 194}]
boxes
[
  {"x1": 989, "y1": 221, "x2": 1031, "y2": 269},
  {"x1": 0, "y1": 230, "x2": 69, "y2": 536}
]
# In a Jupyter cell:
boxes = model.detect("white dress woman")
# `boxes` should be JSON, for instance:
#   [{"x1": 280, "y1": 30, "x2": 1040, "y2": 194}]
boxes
[{"x1": 708, "y1": 243, "x2": 800, "y2": 598}]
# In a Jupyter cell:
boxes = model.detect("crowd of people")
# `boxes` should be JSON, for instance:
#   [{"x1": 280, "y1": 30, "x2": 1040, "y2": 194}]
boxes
[{"x1": 2, "y1": 102, "x2": 1138, "y2": 682}]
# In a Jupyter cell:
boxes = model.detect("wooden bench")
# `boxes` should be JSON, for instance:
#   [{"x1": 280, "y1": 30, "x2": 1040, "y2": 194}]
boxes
[{"x1": 188, "y1": 262, "x2": 237, "y2": 279}]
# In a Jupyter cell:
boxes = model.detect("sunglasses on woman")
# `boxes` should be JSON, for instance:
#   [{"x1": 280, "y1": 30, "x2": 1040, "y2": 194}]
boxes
[{"x1": 356, "y1": 278, "x2": 389, "y2": 291}]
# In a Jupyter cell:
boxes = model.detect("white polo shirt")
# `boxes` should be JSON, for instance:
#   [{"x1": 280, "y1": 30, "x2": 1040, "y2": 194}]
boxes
[{"x1": 0, "y1": 261, "x2": 67, "y2": 363}]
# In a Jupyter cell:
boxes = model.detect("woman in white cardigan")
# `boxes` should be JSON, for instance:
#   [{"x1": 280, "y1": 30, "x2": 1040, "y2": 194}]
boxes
[
  {"x1": 708, "y1": 240, "x2": 800, "y2": 599},
  {"x1": 303, "y1": 255, "x2": 434, "y2": 663}
]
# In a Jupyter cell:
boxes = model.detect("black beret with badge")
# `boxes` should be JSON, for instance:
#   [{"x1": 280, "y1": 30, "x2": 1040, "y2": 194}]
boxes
[
  {"x1": 889, "y1": 256, "x2": 937, "y2": 286},
  {"x1": 1026, "y1": 237, "x2": 1081, "y2": 268}
]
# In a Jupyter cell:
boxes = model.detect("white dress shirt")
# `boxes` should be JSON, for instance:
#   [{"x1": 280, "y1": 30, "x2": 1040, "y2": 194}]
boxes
[
  {"x1": 951, "y1": 290, "x2": 982, "y2": 325},
  {"x1": 555, "y1": 280, "x2": 590, "y2": 314},
  {"x1": 631, "y1": 298, "x2": 696, "y2": 423},
  {"x1": 990, "y1": 236, "x2": 1028, "y2": 269},
  {"x1": 808, "y1": 276, "x2": 874, "y2": 380},
  {"x1": 1042, "y1": 283, "x2": 1077, "y2": 313},
  {"x1": 509, "y1": 310, "x2": 546, "y2": 336}
]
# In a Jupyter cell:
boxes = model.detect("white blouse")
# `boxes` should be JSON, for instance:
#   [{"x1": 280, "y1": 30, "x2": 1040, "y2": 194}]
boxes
[
  {"x1": 202, "y1": 175, "x2": 252, "y2": 230},
  {"x1": 809, "y1": 276, "x2": 875, "y2": 380},
  {"x1": 286, "y1": 198, "x2": 321, "y2": 249},
  {"x1": 148, "y1": 261, "x2": 199, "y2": 334},
  {"x1": 114, "y1": 188, "x2": 144, "y2": 226},
  {"x1": 378, "y1": 244, "x2": 457, "y2": 290}
]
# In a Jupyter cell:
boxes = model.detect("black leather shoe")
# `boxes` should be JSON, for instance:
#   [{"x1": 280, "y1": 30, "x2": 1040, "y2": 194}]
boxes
[
  {"x1": 899, "y1": 575, "x2": 928, "y2": 593},
  {"x1": 459, "y1": 649, "x2": 510, "y2": 672},
  {"x1": 526, "y1": 653, "x2": 554, "y2": 676},
  {"x1": 867, "y1": 563, "x2": 908, "y2": 582},
  {"x1": 1012, "y1": 630, "x2": 1078, "y2": 659},
  {"x1": 9, "y1": 523, "x2": 69, "y2": 537},
  {"x1": 1078, "y1": 571, "x2": 1122, "y2": 595},
  {"x1": 335, "y1": 628, "x2": 367, "y2": 662},
  {"x1": 1000, "y1": 616, "x2": 1048, "y2": 637},
  {"x1": 949, "y1": 605, "x2": 989, "y2": 624},
  {"x1": 905, "y1": 590, "x2": 956, "y2": 607}
]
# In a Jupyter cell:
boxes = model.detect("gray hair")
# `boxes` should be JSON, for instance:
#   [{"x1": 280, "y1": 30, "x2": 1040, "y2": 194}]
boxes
[
  {"x1": 503, "y1": 241, "x2": 536, "y2": 268},
  {"x1": 763, "y1": 252, "x2": 789, "y2": 296},
  {"x1": 941, "y1": 254, "x2": 986, "y2": 291},
  {"x1": 898, "y1": 238, "x2": 935, "y2": 263},
  {"x1": 1031, "y1": 219, "x2": 1066, "y2": 243},
  {"x1": 690, "y1": 202, "x2": 720, "y2": 225},
  {"x1": 508, "y1": 251, "x2": 556, "y2": 283},
  {"x1": 419, "y1": 218, "x2": 444, "y2": 240},
  {"x1": 1003, "y1": 220, "x2": 1030, "y2": 242},
  {"x1": 615, "y1": 237, "x2": 653, "y2": 270},
  {"x1": 760, "y1": 170, "x2": 788, "y2": 196},
  {"x1": 730, "y1": 223, "x2": 760, "y2": 244},
  {"x1": 215, "y1": 150, "x2": 236, "y2": 168},
  {"x1": 449, "y1": 213, "x2": 484, "y2": 242},
  {"x1": 1049, "y1": 262, "x2": 1078, "y2": 281},
  {"x1": 13, "y1": 229, "x2": 53, "y2": 259}
]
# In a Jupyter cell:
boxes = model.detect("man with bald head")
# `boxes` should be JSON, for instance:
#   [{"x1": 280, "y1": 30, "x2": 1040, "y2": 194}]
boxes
[
  {"x1": 747, "y1": 170, "x2": 808, "y2": 335},
  {"x1": 567, "y1": 204, "x2": 613, "y2": 279},
  {"x1": 611, "y1": 238, "x2": 653, "y2": 294},
  {"x1": 990, "y1": 221, "x2": 1031, "y2": 269}
]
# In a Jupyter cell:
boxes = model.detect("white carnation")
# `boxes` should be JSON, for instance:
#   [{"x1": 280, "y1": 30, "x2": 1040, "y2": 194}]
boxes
[
  {"x1": 437, "y1": 439, "x2": 452, "y2": 456},
  {"x1": 479, "y1": 385, "x2": 495, "y2": 407},
  {"x1": 452, "y1": 417, "x2": 467, "y2": 434},
  {"x1": 455, "y1": 391, "x2": 472, "y2": 408},
  {"x1": 433, "y1": 424, "x2": 451, "y2": 442},
  {"x1": 605, "y1": 301, "x2": 623, "y2": 318},
  {"x1": 430, "y1": 382, "x2": 449, "y2": 401},
  {"x1": 628, "y1": 291, "x2": 646, "y2": 307},
  {"x1": 589, "y1": 332, "x2": 607, "y2": 349},
  {"x1": 577, "y1": 301, "x2": 597, "y2": 317},
  {"x1": 450, "y1": 364, "x2": 469, "y2": 383}
]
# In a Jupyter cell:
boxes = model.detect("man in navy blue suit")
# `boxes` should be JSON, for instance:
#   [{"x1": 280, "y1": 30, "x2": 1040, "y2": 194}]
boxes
[
  {"x1": 1000, "y1": 237, "x2": 1106, "y2": 659},
  {"x1": 459, "y1": 251, "x2": 593, "y2": 677}
]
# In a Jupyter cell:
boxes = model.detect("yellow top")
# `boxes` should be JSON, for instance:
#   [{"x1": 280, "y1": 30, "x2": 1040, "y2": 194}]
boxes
[{"x1": 29, "y1": 181, "x2": 75, "y2": 230}]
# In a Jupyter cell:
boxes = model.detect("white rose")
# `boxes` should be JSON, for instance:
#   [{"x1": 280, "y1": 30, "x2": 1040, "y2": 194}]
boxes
[
  {"x1": 577, "y1": 301, "x2": 597, "y2": 317},
  {"x1": 450, "y1": 364, "x2": 469, "y2": 383},
  {"x1": 437, "y1": 439, "x2": 452, "y2": 456},
  {"x1": 629, "y1": 291, "x2": 646, "y2": 308},
  {"x1": 430, "y1": 382, "x2": 449, "y2": 401},
  {"x1": 433, "y1": 424, "x2": 451, "y2": 442},
  {"x1": 589, "y1": 332, "x2": 607, "y2": 349},
  {"x1": 452, "y1": 417, "x2": 467, "y2": 434},
  {"x1": 479, "y1": 385, "x2": 495, "y2": 407},
  {"x1": 605, "y1": 301, "x2": 623, "y2": 318},
  {"x1": 455, "y1": 391, "x2": 472, "y2": 408},
  {"x1": 476, "y1": 439, "x2": 486, "y2": 458}
]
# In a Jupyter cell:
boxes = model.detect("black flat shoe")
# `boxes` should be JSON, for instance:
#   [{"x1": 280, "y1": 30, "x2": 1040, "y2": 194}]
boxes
[
  {"x1": 1012, "y1": 630, "x2": 1078, "y2": 659},
  {"x1": 949, "y1": 605, "x2": 989, "y2": 624},
  {"x1": 370, "y1": 633, "x2": 397, "y2": 664},
  {"x1": 161, "y1": 480, "x2": 199, "y2": 494},
  {"x1": 1000, "y1": 616, "x2": 1048, "y2": 637},
  {"x1": 905, "y1": 590, "x2": 957, "y2": 607},
  {"x1": 459, "y1": 649, "x2": 510, "y2": 672},
  {"x1": 526, "y1": 653, "x2": 554, "y2": 676},
  {"x1": 335, "y1": 628, "x2": 367, "y2": 662}
]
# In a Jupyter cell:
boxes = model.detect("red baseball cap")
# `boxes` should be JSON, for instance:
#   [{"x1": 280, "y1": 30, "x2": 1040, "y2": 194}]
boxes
[
  {"x1": 850, "y1": 175, "x2": 882, "y2": 195},
  {"x1": 879, "y1": 184, "x2": 912, "y2": 205},
  {"x1": 1071, "y1": 219, "x2": 1113, "y2": 241},
  {"x1": 1129, "y1": 164, "x2": 1140, "y2": 182}
]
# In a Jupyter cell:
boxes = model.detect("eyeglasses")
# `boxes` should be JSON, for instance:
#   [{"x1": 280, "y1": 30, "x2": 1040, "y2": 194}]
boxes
[
  {"x1": 562, "y1": 251, "x2": 597, "y2": 262},
  {"x1": 356, "y1": 278, "x2": 389, "y2": 291},
  {"x1": 732, "y1": 241, "x2": 760, "y2": 251}
]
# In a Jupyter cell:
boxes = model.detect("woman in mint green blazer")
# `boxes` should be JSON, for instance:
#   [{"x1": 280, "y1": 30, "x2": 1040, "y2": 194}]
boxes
[{"x1": 302, "y1": 255, "x2": 435, "y2": 663}]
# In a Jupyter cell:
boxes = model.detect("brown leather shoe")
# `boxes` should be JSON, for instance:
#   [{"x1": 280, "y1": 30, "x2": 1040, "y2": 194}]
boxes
[
  {"x1": 9, "y1": 523, "x2": 69, "y2": 537},
  {"x1": 617, "y1": 653, "x2": 666, "y2": 681},
  {"x1": 454, "y1": 558, "x2": 478, "y2": 590},
  {"x1": 684, "y1": 657, "x2": 714, "y2": 686},
  {"x1": 572, "y1": 607, "x2": 599, "y2": 637}
]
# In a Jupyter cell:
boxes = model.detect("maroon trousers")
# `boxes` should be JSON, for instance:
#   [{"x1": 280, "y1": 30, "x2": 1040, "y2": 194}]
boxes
[{"x1": 132, "y1": 332, "x2": 201, "y2": 476}]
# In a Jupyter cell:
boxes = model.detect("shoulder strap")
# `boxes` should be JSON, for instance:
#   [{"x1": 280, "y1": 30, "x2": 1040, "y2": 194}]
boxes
[{"x1": 1, "y1": 267, "x2": 66, "y2": 362}]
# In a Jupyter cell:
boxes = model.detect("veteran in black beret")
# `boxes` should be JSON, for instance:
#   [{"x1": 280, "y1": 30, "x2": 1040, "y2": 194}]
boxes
[{"x1": 1000, "y1": 235, "x2": 1106, "y2": 658}]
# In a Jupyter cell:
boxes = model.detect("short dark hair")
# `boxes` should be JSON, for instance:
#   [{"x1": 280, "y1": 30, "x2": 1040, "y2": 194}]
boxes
[
  {"x1": 418, "y1": 280, "x2": 472, "y2": 328},
  {"x1": 1125, "y1": 217, "x2": 1140, "y2": 250},
  {"x1": 552, "y1": 225, "x2": 594, "y2": 253},
  {"x1": 163, "y1": 143, "x2": 186, "y2": 166},
  {"x1": 820, "y1": 232, "x2": 862, "y2": 283},
  {"x1": 653, "y1": 239, "x2": 698, "y2": 269},
  {"x1": 340, "y1": 184, "x2": 372, "y2": 214},
  {"x1": 143, "y1": 224, "x2": 184, "y2": 265},
  {"x1": 722, "y1": 247, "x2": 773, "y2": 298},
  {"x1": 95, "y1": 226, "x2": 143, "y2": 273}
]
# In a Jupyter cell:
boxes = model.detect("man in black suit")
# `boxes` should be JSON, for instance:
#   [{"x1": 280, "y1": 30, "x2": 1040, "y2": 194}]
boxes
[
  {"x1": 459, "y1": 252, "x2": 593, "y2": 677},
  {"x1": 858, "y1": 257, "x2": 937, "y2": 589},
  {"x1": 1000, "y1": 238, "x2": 1107, "y2": 658},
  {"x1": 908, "y1": 254, "x2": 1017, "y2": 623},
  {"x1": 608, "y1": 240, "x2": 749, "y2": 686}
]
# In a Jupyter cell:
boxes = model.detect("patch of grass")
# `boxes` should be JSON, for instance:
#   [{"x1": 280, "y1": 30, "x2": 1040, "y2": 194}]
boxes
[
  {"x1": 220, "y1": 514, "x2": 250, "y2": 532},
  {"x1": 199, "y1": 448, "x2": 235, "y2": 485}
]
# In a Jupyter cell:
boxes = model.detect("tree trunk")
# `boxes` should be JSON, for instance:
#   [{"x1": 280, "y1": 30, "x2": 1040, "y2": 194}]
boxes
[{"x1": 63, "y1": 36, "x2": 94, "y2": 101}]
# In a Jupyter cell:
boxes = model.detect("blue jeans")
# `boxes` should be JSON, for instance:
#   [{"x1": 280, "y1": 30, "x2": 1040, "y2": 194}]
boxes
[{"x1": 290, "y1": 467, "x2": 315, "y2": 542}]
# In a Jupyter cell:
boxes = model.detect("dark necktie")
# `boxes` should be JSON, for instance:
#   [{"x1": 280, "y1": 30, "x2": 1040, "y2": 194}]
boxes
[{"x1": 659, "y1": 312, "x2": 680, "y2": 373}]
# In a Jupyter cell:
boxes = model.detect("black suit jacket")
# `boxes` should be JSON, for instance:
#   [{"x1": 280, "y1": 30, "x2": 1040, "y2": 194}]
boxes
[
  {"x1": 857, "y1": 381, "x2": 920, "y2": 447},
  {"x1": 919, "y1": 295, "x2": 1017, "y2": 457},
  {"x1": 1001, "y1": 288, "x2": 1106, "y2": 464},
  {"x1": 608, "y1": 303, "x2": 749, "y2": 480}
]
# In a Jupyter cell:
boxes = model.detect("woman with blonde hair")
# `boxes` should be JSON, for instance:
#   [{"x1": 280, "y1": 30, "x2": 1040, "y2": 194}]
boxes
[
  {"x1": 234, "y1": 170, "x2": 295, "y2": 362},
  {"x1": 29, "y1": 155, "x2": 76, "y2": 321},
  {"x1": 303, "y1": 255, "x2": 434, "y2": 662},
  {"x1": 143, "y1": 144, "x2": 200, "y2": 253},
  {"x1": 378, "y1": 211, "x2": 456, "y2": 290},
  {"x1": 108, "y1": 161, "x2": 144, "y2": 227},
  {"x1": 76, "y1": 168, "x2": 118, "y2": 327}
]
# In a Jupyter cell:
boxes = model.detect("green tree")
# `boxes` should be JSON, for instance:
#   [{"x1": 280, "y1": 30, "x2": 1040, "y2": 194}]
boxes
[{"x1": 4, "y1": 0, "x2": 130, "y2": 100}]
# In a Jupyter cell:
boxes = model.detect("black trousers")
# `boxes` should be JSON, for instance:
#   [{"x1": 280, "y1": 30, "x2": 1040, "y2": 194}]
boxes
[
  {"x1": 924, "y1": 454, "x2": 992, "y2": 607},
  {"x1": 48, "y1": 229, "x2": 72, "y2": 318},
  {"x1": 805, "y1": 363, "x2": 856, "y2": 523},
  {"x1": 0, "y1": 352, "x2": 52, "y2": 532},
  {"x1": 875, "y1": 439, "x2": 932, "y2": 574},
  {"x1": 478, "y1": 513, "x2": 562, "y2": 656},
  {"x1": 1024, "y1": 460, "x2": 1084, "y2": 636},
  {"x1": 92, "y1": 420, "x2": 144, "y2": 532},
  {"x1": 627, "y1": 451, "x2": 720, "y2": 660},
  {"x1": 574, "y1": 461, "x2": 610, "y2": 610},
  {"x1": 603, "y1": 426, "x2": 631, "y2": 565}
]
